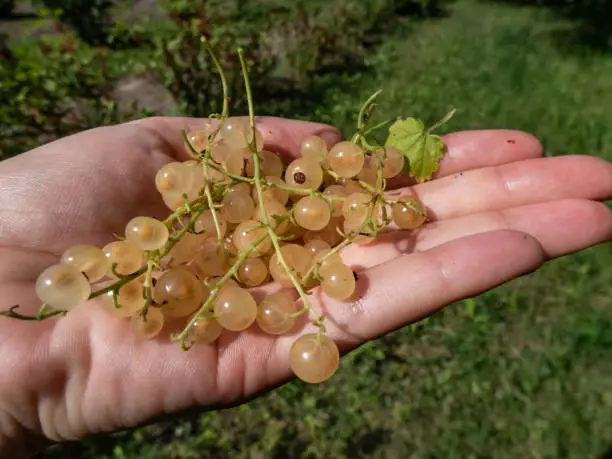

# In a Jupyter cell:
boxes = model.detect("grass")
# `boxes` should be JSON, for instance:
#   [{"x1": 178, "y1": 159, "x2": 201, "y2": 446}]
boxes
[{"x1": 41, "y1": 0, "x2": 612, "y2": 457}]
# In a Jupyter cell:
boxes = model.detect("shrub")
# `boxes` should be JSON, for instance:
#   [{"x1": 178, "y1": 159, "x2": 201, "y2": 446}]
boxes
[
  {"x1": 33, "y1": 0, "x2": 116, "y2": 45},
  {"x1": 154, "y1": 0, "x2": 455, "y2": 118},
  {"x1": 0, "y1": 33, "x2": 131, "y2": 158}
]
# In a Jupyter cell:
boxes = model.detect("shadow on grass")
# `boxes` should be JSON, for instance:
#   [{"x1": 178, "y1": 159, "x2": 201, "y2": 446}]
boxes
[
  {"x1": 600, "y1": 444, "x2": 612, "y2": 459},
  {"x1": 487, "y1": 0, "x2": 612, "y2": 54}
]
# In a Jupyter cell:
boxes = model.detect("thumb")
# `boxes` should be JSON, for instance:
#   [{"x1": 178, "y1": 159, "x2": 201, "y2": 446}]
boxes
[{"x1": 130, "y1": 116, "x2": 344, "y2": 162}]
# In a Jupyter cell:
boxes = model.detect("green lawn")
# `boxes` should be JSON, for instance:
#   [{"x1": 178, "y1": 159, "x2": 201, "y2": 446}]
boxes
[{"x1": 43, "y1": 1, "x2": 612, "y2": 458}]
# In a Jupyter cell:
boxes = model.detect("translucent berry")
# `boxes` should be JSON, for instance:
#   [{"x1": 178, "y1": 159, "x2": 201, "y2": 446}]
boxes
[
  {"x1": 320, "y1": 262, "x2": 356, "y2": 300},
  {"x1": 192, "y1": 236, "x2": 228, "y2": 276},
  {"x1": 253, "y1": 198, "x2": 289, "y2": 234},
  {"x1": 222, "y1": 118, "x2": 250, "y2": 149},
  {"x1": 125, "y1": 216, "x2": 169, "y2": 251},
  {"x1": 61, "y1": 244, "x2": 109, "y2": 282},
  {"x1": 343, "y1": 219, "x2": 375, "y2": 245},
  {"x1": 256, "y1": 176, "x2": 290, "y2": 205},
  {"x1": 246, "y1": 150, "x2": 284, "y2": 178},
  {"x1": 170, "y1": 232, "x2": 201, "y2": 264},
  {"x1": 327, "y1": 141, "x2": 365, "y2": 178},
  {"x1": 323, "y1": 184, "x2": 348, "y2": 217},
  {"x1": 233, "y1": 220, "x2": 272, "y2": 258},
  {"x1": 155, "y1": 162, "x2": 194, "y2": 197},
  {"x1": 238, "y1": 257, "x2": 269, "y2": 287},
  {"x1": 154, "y1": 269, "x2": 205, "y2": 318},
  {"x1": 131, "y1": 307, "x2": 165, "y2": 340},
  {"x1": 290, "y1": 333, "x2": 340, "y2": 383},
  {"x1": 372, "y1": 146, "x2": 405, "y2": 178},
  {"x1": 356, "y1": 163, "x2": 378, "y2": 187},
  {"x1": 342, "y1": 179, "x2": 363, "y2": 195},
  {"x1": 222, "y1": 186, "x2": 255, "y2": 224},
  {"x1": 256, "y1": 292, "x2": 299, "y2": 335},
  {"x1": 303, "y1": 217, "x2": 343, "y2": 247},
  {"x1": 300, "y1": 135, "x2": 328, "y2": 165},
  {"x1": 269, "y1": 244, "x2": 313, "y2": 287},
  {"x1": 214, "y1": 287, "x2": 258, "y2": 331},
  {"x1": 392, "y1": 195, "x2": 428, "y2": 229},
  {"x1": 195, "y1": 210, "x2": 228, "y2": 237},
  {"x1": 190, "y1": 317, "x2": 223, "y2": 344},
  {"x1": 342, "y1": 192, "x2": 373, "y2": 225},
  {"x1": 304, "y1": 239, "x2": 331, "y2": 257},
  {"x1": 35, "y1": 264, "x2": 91, "y2": 310},
  {"x1": 98, "y1": 278, "x2": 146, "y2": 318},
  {"x1": 224, "y1": 150, "x2": 246, "y2": 176},
  {"x1": 102, "y1": 240, "x2": 144, "y2": 277},
  {"x1": 312, "y1": 248, "x2": 343, "y2": 270},
  {"x1": 294, "y1": 196, "x2": 332, "y2": 231},
  {"x1": 285, "y1": 158, "x2": 324, "y2": 191}
]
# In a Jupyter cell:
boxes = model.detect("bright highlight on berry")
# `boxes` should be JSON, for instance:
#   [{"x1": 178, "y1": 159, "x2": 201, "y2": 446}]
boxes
[{"x1": 2, "y1": 42, "x2": 453, "y2": 386}]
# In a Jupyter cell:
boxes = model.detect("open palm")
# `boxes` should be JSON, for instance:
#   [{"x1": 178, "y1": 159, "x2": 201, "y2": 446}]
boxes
[{"x1": 0, "y1": 116, "x2": 610, "y2": 458}]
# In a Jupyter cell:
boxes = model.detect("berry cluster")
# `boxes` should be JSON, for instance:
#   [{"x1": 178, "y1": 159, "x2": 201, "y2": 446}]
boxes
[{"x1": 3, "y1": 43, "x2": 448, "y2": 385}]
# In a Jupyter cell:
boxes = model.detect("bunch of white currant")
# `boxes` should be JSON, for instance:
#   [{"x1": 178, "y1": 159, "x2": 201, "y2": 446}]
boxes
[{"x1": 12, "y1": 46, "x2": 431, "y2": 385}]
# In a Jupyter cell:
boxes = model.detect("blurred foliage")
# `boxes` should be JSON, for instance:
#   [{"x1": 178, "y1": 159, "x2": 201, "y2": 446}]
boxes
[
  {"x1": 0, "y1": 32, "x2": 134, "y2": 158},
  {"x1": 0, "y1": 0, "x2": 14, "y2": 16},
  {"x1": 33, "y1": 0, "x2": 115, "y2": 45},
  {"x1": 494, "y1": 0, "x2": 612, "y2": 49},
  {"x1": 0, "y1": 0, "x2": 453, "y2": 157},
  {"x1": 154, "y1": 0, "x2": 454, "y2": 118},
  {"x1": 4, "y1": 0, "x2": 612, "y2": 458}
]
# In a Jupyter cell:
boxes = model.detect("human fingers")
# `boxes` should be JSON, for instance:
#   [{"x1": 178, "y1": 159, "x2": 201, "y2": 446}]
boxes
[
  {"x1": 131, "y1": 116, "x2": 343, "y2": 162},
  {"x1": 386, "y1": 129, "x2": 543, "y2": 188},
  {"x1": 340, "y1": 199, "x2": 612, "y2": 271},
  {"x1": 388, "y1": 155, "x2": 612, "y2": 221},
  {"x1": 267, "y1": 230, "x2": 545, "y2": 368}
]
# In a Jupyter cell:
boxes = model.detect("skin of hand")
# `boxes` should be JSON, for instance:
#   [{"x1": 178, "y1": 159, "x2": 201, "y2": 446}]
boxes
[{"x1": 0, "y1": 116, "x2": 610, "y2": 458}]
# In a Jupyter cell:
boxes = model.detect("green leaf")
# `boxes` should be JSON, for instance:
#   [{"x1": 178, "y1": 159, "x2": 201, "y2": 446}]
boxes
[{"x1": 385, "y1": 118, "x2": 445, "y2": 183}]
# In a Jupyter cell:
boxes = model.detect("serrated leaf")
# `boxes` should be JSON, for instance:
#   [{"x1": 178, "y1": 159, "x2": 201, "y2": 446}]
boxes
[{"x1": 385, "y1": 118, "x2": 445, "y2": 183}]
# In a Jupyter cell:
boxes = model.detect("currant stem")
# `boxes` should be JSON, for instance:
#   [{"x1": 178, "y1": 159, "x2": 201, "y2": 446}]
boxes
[
  {"x1": 428, "y1": 107, "x2": 457, "y2": 134},
  {"x1": 202, "y1": 36, "x2": 229, "y2": 120},
  {"x1": 174, "y1": 229, "x2": 270, "y2": 350},
  {"x1": 266, "y1": 181, "x2": 346, "y2": 203},
  {"x1": 385, "y1": 198, "x2": 428, "y2": 218},
  {"x1": 363, "y1": 119, "x2": 393, "y2": 137},
  {"x1": 161, "y1": 209, "x2": 204, "y2": 258},
  {"x1": 301, "y1": 238, "x2": 351, "y2": 285},
  {"x1": 89, "y1": 268, "x2": 147, "y2": 299},
  {"x1": 351, "y1": 89, "x2": 383, "y2": 143},
  {"x1": 202, "y1": 166, "x2": 224, "y2": 248},
  {"x1": 0, "y1": 304, "x2": 66, "y2": 321},
  {"x1": 238, "y1": 47, "x2": 319, "y2": 327}
]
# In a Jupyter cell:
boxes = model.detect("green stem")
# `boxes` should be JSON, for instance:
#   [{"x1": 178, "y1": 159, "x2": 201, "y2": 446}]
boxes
[
  {"x1": 161, "y1": 209, "x2": 204, "y2": 258},
  {"x1": 202, "y1": 167, "x2": 224, "y2": 249},
  {"x1": 180, "y1": 130, "x2": 254, "y2": 183},
  {"x1": 385, "y1": 198, "x2": 427, "y2": 218},
  {"x1": 202, "y1": 36, "x2": 229, "y2": 119},
  {"x1": 0, "y1": 305, "x2": 66, "y2": 321},
  {"x1": 238, "y1": 48, "x2": 320, "y2": 328},
  {"x1": 351, "y1": 89, "x2": 383, "y2": 142},
  {"x1": 301, "y1": 238, "x2": 351, "y2": 285},
  {"x1": 174, "y1": 229, "x2": 270, "y2": 349},
  {"x1": 428, "y1": 107, "x2": 456, "y2": 133},
  {"x1": 89, "y1": 267, "x2": 148, "y2": 299},
  {"x1": 363, "y1": 119, "x2": 393, "y2": 137},
  {"x1": 266, "y1": 181, "x2": 346, "y2": 204}
]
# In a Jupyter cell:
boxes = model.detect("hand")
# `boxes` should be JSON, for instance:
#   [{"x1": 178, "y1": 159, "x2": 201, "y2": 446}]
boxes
[{"x1": 0, "y1": 117, "x2": 610, "y2": 458}]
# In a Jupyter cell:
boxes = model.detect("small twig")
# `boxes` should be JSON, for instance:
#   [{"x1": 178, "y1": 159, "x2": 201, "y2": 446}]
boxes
[
  {"x1": 428, "y1": 107, "x2": 456, "y2": 133},
  {"x1": 0, "y1": 305, "x2": 66, "y2": 321}
]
